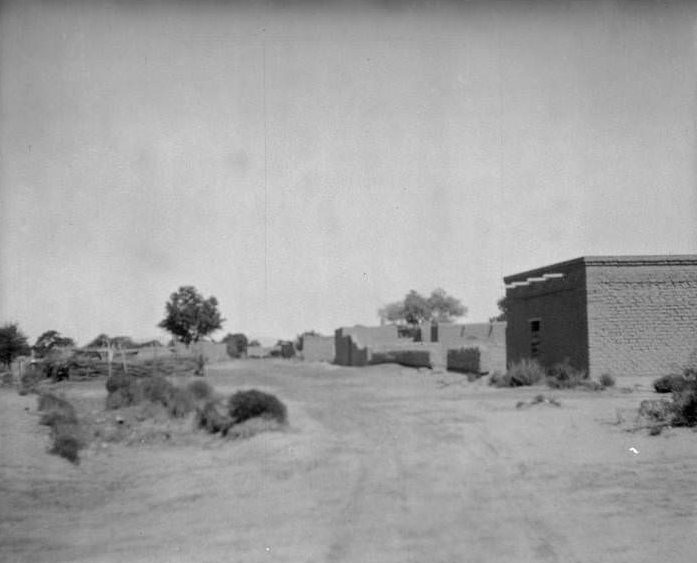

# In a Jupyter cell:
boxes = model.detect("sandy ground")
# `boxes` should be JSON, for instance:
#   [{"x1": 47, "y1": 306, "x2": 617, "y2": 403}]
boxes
[{"x1": 1, "y1": 360, "x2": 697, "y2": 563}]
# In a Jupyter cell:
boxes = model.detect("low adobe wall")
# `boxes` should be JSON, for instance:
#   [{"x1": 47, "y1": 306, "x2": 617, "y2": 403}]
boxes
[
  {"x1": 334, "y1": 325, "x2": 399, "y2": 366},
  {"x1": 303, "y1": 335, "x2": 335, "y2": 363},
  {"x1": 420, "y1": 322, "x2": 507, "y2": 374}
]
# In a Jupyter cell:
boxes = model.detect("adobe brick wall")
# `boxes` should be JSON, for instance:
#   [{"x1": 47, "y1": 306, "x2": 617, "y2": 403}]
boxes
[
  {"x1": 505, "y1": 261, "x2": 589, "y2": 372},
  {"x1": 302, "y1": 335, "x2": 335, "y2": 363},
  {"x1": 334, "y1": 325, "x2": 399, "y2": 366},
  {"x1": 585, "y1": 259, "x2": 697, "y2": 377}
]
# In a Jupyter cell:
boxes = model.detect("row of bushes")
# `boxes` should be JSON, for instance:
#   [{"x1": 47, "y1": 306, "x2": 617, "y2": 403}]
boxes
[
  {"x1": 490, "y1": 359, "x2": 615, "y2": 390},
  {"x1": 37, "y1": 393, "x2": 84, "y2": 464},
  {"x1": 105, "y1": 373, "x2": 288, "y2": 436}
]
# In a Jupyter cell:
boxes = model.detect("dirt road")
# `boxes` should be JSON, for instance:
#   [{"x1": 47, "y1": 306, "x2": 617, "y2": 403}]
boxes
[{"x1": 2, "y1": 360, "x2": 697, "y2": 562}]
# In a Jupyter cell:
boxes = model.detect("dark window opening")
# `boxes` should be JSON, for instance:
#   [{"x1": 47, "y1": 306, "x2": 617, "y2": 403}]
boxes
[{"x1": 530, "y1": 319, "x2": 541, "y2": 358}]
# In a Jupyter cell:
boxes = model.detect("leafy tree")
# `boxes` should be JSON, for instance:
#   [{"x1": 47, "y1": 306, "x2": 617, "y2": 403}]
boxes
[
  {"x1": 158, "y1": 286, "x2": 224, "y2": 345},
  {"x1": 86, "y1": 333, "x2": 111, "y2": 348},
  {"x1": 379, "y1": 288, "x2": 466, "y2": 327},
  {"x1": 427, "y1": 288, "x2": 467, "y2": 322},
  {"x1": 490, "y1": 296, "x2": 508, "y2": 322},
  {"x1": 33, "y1": 330, "x2": 76, "y2": 358},
  {"x1": 0, "y1": 323, "x2": 31, "y2": 367},
  {"x1": 222, "y1": 333, "x2": 248, "y2": 358},
  {"x1": 248, "y1": 339, "x2": 261, "y2": 347}
]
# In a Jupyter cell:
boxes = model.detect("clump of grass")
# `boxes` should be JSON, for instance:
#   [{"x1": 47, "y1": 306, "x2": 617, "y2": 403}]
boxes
[
  {"x1": 187, "y1": 379, "x2": 214, "y2": 401},
  {"x1": 599, "y1": 373, "x2": 615, "y2": 388},
  {"x1": 490, "y1": 359, "x2": 545, "y2": 388},
  {"x1": 228, "y1": 389, "x2": 288, "y2": 425}
]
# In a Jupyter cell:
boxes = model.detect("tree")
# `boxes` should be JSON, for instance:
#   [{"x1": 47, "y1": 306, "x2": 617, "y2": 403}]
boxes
[
  {"x1": 0, "y1": 323, "x2": 31, "y2": 367},
  {"x1": 158, "y1": 286, "x2": 224, "y2": 345},
  {"x1": 222, "y1": 333, "x2": 248, "y2": 358},
  {"x1": 33, "y1": 330, "x2": 76, "y2": 358},
  {"x1": 248, "y1": 339, "x2": 261, "y2": 347},
  {"x1": 86, "y1": 333, "x2": 111, "y2": 348},
  {"x1": 490, "y1": 296, "x2": 508, "y2": 322},
  {"x1": 378, "y1": 288, "x2": 466, "y2": 327},
  {"x1": 427, "y1": 288, "x2": 467, "y2": 322}
]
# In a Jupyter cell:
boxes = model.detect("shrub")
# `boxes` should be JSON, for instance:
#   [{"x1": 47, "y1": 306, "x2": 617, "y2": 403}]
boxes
[
  {"x1": 228, "y1": 390, "x2": 288, "y2": 425},
  {"x1": 36, "y1": 394, "x2": 83, "y2": 464},
  {"x1": 196, "y1": 400, "x2": 233, "y2": 435},
  {"x1": 165, "y1": 387, "x2": 196, "y2": 418},
  {"x1": 38, "y1": 394, "x2": 78, "y2": 426},
  {"x1": 50, "y1": 432, "x2": 81, "y2": 464},
  {"x1": 546, "y1": 360, "x2": 588, "y2": 389},
  {"x1": 105, "y1": 374, "x2": 143, "y2": 409},
  {"x1": 638, "y1": 399, "x2": 674, "y2": 422},
  {"x1": 187, "y1": 379, "x2": 214, "y2": 401},
  {"x1": 141, "y1": 376, "x2": 175, "y2": 405},
  {"x1": 672, "y1": 381, "x2": 697, "y2": 427},
  {"x1": 491, "y1": 359, "x2": 545, "y2": 387},
  {"x1": 653, "y1": 374, "x2": 687, "y2": 394},
  {"x1": 599, "y1": 373, "x2": 616, "y2": 388}
]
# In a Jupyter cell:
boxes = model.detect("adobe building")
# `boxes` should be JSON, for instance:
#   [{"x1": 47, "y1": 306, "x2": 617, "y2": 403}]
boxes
[{"x1": 504, "y1": 255, "x2": 697, "y2": 378}]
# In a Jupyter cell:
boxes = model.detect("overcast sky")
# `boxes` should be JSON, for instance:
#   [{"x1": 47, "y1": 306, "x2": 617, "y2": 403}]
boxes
[{"x1": 1, "y1": 0, "x2": 696, "y2": 345}]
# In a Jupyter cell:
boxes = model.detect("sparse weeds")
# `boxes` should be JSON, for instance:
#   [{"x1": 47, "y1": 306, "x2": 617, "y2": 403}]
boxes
[
  {"x1": 545, "y1": 360, "x2": 589, "y2": 389},
  {"x1": 490, "y1": 359, "x2": 545, "y2": 388},
  {"x1": 516, "y1": 394, "x2": 561, "y2": 409}
]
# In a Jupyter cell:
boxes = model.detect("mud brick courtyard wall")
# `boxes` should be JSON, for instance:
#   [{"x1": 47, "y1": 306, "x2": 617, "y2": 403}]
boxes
[
  {"x1": 302, "y1": 335, "x2": 335, "y2": 363},
  {"x1": 504, "y1": 255, "x2": 697, "y2": 378}
]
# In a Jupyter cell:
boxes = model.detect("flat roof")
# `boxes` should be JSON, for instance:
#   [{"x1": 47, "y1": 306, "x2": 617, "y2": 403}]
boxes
[{"x1": 504, "y1": 254, "x2": 697, "y2": 284}]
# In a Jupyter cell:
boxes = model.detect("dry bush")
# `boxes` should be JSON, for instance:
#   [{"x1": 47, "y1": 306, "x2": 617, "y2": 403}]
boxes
[
  {"x1": 491, "y1": 359, "x2": 545, "y2": 387},
  {"x1": 546, "y1": 360, "x2": 589, "y2": 389},
  {"x1": 228, "y1": 389, "x2": 288, "y2": 425},
  {"x1": 50, "y1": 431, "x2": 82, "y2": 464},
  {"x1": 38, "y1": 393, "x2": 78, "y2": 426},
  {"x1": 141, "y1": 376, "x2": 175, "y2": 405},
  {"x1": 19, "y1": 365, "x2": 45, "y2": 394},
  {"x1": 36, "y1": 394, "x2": 83, "y2": 464},
  {"x1": 599, "y1": 373, "x2": 616, "y2": 388},
  {"x1": 653, "y1": 374, "x2": 688, "y2": 394},
  {"x1": 165, "y1": 387, "x2": 196, "y2": 418},
  {"x1": 196, "y1": 400, "x2": 233, "y2": 435},
  {"x1": 672, "y1": 381, "x2": 697, "y2": 427},
  {"x1": 105, "y1": 374, "x2": 143, "y2": 409},
  {"x1": 187, "y1": 379, "x2": 214, "y2": 401}
]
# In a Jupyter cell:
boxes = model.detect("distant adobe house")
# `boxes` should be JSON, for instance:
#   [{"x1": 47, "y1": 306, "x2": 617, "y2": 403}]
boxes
[{"x1": 504, "y1": 255, "x2": 697, "y2": 377}]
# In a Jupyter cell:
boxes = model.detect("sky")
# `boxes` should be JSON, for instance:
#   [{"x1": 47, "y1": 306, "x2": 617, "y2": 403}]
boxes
[{"x1": 1, "y1": 0, "x2": 696, "y2": 346}]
